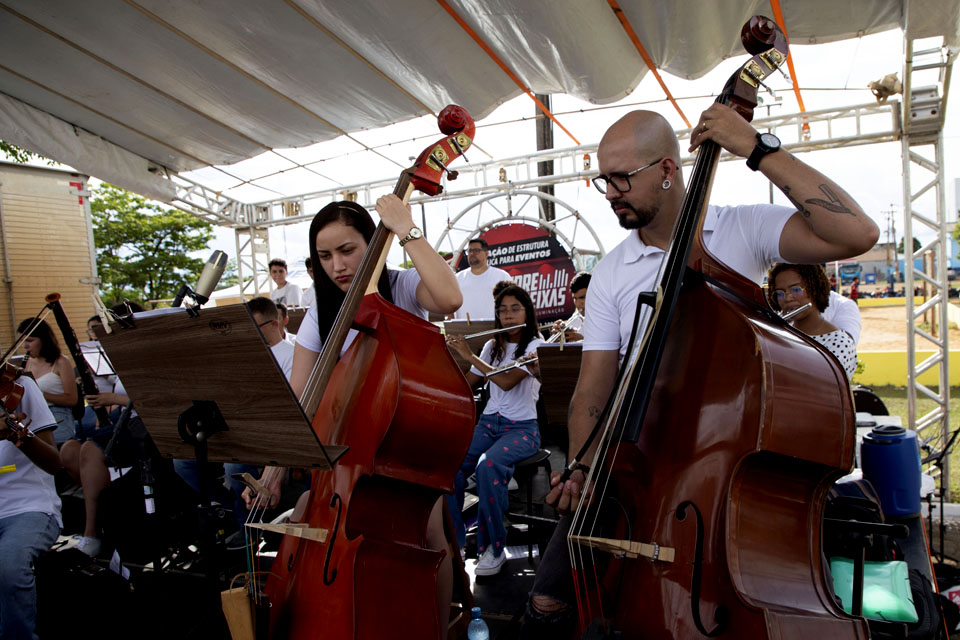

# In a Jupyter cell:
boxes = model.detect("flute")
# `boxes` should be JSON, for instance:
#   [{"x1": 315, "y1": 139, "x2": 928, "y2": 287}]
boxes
[
  {"x1": 458, "y1": 324, "x2": 525, "y2": 340},
  {"x1": 780, "y1": 302, "x2": 812, "y2": 322},
  {"x1": 485, "y1": 354, "x2": 539, "y2": 377}
]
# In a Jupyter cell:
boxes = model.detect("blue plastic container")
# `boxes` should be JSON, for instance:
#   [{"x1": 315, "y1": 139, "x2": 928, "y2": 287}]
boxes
[{"x1": 860, "y1": 425, "x2": 921, "y2": 518}]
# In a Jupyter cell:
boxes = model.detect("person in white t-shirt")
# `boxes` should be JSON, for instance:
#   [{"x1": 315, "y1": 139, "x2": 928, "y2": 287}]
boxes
[
  {"x1": 248, "y1": 296, "x2": 294, "y2": 378},
  {"x1": 453, "y1": 238, "x2": 511, "y2": 320},
  {"x1": 0, "y1": 374, "x2": 61, "y2": 639},
  {"x1": 522, "y1": 107, "x2": 879, "y2": 633},
  {"x1": 446, "y1": 284, "x2": 542, "y2": 576},
  {"x1": 300, "y1": 257, "x2": 317, "y2": 309},
  {"x1": 768, "y1": 263, "x2": 857, "y2": 378},
  {"x1": 550, "y1": 271, "x2": 590, "y2": 342},
  {"x1": 268, "y1": 258, "x2": 302, "y2": 306},
  {"x1": 823, "y1": 289, "x2": 862, "y2": 344}
]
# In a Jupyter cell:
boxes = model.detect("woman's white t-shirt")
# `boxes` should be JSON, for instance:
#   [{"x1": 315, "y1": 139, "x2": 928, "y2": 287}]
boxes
[
  {"x1": 296, "y1": 269, "x2": 427, "y2": 355},
  {"x1": 471, "y1": 337, "x2": 543, "y2": 422}
]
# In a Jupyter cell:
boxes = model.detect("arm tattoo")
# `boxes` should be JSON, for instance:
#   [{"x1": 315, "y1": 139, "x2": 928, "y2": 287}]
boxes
[
  {"x1": 806, "y1": 184, "x2": 854, "y2": 215},
  {"x1": 781, "y1": 185, "x2": 811, "y2": 218},
  {"x1": 588, "y1": 406, "x2": 602, "y2": 419}
]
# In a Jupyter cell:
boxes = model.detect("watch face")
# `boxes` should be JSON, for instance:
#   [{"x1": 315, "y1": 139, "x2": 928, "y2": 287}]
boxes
[
  {"x1": 409, "y1": 227, "x2": 423, "y2": 239},
  {"x1": 759, "y1": 132, "x2": 780, "y2": 150}
]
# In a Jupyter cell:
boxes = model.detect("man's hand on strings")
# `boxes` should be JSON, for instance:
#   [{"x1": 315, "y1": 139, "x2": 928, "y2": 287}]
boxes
[
  {"x1": 545, "y1": 468, "x2": 587, "y2": 515},
  {"x1": 688, "y1": 103, "x2": 758, "y2": 157}
]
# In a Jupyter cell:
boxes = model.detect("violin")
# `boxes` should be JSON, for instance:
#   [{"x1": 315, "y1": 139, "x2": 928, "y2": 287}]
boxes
[
  {"x1": 262, "y1": 106, "x2": 477, "y2": 639},
  {"x1": 0, "y1": 362, "x2": 32, "y2": 446},
  {"x1": 566, "y1": 17, "x2": 867, "y2": 638}
]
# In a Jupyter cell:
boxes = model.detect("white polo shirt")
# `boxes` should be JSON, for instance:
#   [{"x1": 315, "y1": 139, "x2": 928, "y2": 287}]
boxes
[
  {"x1": 584, "y1": 203, "x2": 794, "y2": 357},
  {"x1": 0, "y1": 376, "x2": 61, "y2": 526},
  {"x1": 823, "y1": 290, "x2": 861, "y2": 345},
  {"x1": 471, "y1": 337, "x2": 543, "y2": 421}
]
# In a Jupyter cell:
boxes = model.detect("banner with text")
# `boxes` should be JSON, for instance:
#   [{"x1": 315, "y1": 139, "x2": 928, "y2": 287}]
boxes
[{"x1": 457, "y1": 223, "x2": 576, "y2": 322}]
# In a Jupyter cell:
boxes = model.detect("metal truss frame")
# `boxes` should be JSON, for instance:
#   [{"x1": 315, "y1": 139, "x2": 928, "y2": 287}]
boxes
[{"x1": 899, "y1": 16, "x2": 957, "y2": 496}]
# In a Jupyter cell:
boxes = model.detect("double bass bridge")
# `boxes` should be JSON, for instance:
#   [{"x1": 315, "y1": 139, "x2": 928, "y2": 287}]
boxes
[{"x1": 569, "y1": 534, "x2": 675, "y2": 563}]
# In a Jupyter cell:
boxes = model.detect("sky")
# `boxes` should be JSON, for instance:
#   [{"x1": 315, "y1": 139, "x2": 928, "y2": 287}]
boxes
[{"x1": 191, "y1": 26, "x2": 958, "y2": 290}]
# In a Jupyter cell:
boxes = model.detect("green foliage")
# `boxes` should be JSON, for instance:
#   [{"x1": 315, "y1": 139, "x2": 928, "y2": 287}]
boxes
[
  {"x1": 220, "y1": 258, "x2": 239, "y2": 289},
  {"x1": 953, "y1": 221, "x2": 960, "y2": 259},
  {"x1": 897, "y1": 236, "x2": 922, "y2": 255},
  {"x1": 0, "y1": 141, "x2": 53, "y2": 165},
  {"x1": 91, "y1": 183, "x2": 214, "y2": 306}
]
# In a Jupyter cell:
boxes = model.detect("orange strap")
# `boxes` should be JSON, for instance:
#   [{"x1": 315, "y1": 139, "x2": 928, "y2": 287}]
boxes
[
  {"x1": 436, "y1": 0, "x2": 580, "y2": 145},
  {"x1": 768, "y1": 0, "x2": 809, "y2": 125},
  {"x1": 606, "y1": 0, "x2": 691, "y2": 128}
]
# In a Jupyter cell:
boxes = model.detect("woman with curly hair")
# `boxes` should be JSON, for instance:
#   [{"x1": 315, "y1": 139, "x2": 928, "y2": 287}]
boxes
[
  {"x1": 767, "y1": 263, "x2": 857, "y2": 378},
  {"x1": 446, "y1": 284, "x2": 543, "y2": 576}
]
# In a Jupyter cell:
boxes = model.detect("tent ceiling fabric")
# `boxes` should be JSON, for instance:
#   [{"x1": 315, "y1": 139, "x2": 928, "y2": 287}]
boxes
[{"x1": 0, "y1": 0, "x2": 957, "y2": 202}]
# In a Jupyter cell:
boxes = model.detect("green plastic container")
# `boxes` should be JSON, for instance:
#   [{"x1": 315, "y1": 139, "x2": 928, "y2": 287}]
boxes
[{"x1": 829, "y1": 557, "x2": 918, "y2": 623}]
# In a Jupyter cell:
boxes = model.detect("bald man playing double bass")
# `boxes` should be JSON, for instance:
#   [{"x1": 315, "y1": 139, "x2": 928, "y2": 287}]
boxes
[{"x1": 520, "y1": 104, "x2": 879, "y2": 636}]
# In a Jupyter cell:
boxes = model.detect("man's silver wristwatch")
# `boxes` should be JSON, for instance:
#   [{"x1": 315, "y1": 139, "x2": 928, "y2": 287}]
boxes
[{"x1": 398, "y1": 226, "x2": 424, "y2": 247}]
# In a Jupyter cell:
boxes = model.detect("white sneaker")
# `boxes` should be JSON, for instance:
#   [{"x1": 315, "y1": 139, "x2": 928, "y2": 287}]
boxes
[
  {"x1": 75, "y1": 536, "x2": 101, "y2": 557},
  {"x1": 474, "y1": 547, "x2": 506, "y2": 576}
]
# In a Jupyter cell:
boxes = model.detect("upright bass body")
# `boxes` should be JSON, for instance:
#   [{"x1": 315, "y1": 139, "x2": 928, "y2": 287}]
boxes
[
  {"x1": 593, "y1": 264, "x2": 867, "y2": 638},
  {"x1": 264, "y1": 294, "x2": 474, "y2": 639}
]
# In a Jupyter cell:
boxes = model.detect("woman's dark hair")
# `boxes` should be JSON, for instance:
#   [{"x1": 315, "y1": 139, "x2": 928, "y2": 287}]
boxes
[
  {"x1": 16, "y1": 318, "x2": 61, "y2": 363},
  {"x1": 309, "y1": 201, "x2": 392, "y2": 343},
  {"x1": 490, "y1": 285, "x2": 539, "y2": 365},
  {"x1": 766, "y1": 263, "x2": 831, "y2": 312}
]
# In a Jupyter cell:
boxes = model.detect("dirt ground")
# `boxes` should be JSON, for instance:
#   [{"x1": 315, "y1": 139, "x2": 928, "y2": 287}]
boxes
[{"x1": 859, "y1": 304, "x2": 960, "y2": 350}]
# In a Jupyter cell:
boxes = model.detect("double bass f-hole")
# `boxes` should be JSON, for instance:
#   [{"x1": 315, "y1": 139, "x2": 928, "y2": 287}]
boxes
[
  {"x1": 676, "y1": 501, "x2": 729, "y2": 637},
  {"x1": 322, "y1": 493, "x2": 343, "y2": 586}
]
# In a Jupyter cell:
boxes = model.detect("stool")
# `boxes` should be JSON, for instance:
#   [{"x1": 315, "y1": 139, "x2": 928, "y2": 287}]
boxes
[{"x1": 506, "y1": 448, "x2": 555, "y2": 560}]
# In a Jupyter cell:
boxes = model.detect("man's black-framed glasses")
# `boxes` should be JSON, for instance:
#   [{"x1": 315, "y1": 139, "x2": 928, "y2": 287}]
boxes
[{"x1": 592, "y1": 158, "x2": 663, "y2": 194}]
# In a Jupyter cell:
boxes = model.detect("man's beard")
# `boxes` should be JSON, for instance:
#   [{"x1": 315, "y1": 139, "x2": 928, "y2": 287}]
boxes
[
  {"x1": 611, "y1": 199, "x2": 657, "y2": 229},
  {"x1": 468, "y1": 256, "x2": 481, "y2": 267}
]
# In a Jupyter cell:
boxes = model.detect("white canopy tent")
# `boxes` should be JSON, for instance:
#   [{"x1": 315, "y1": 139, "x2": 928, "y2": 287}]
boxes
[{"x1": 0, "y1": 0, "x2": 957, "y2": 202}]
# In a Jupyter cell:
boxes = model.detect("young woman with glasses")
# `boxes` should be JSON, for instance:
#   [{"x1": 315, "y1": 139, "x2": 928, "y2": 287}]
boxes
[
  {"x1": 445, "y1": 284, "x2": 543, "y2": 576},
  {"x1": 767, "y1": 263, "x2": 857, "y2": 379}
]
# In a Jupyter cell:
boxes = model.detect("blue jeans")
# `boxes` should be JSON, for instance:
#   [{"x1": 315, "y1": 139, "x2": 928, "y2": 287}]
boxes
[
  {"x1": 48, "y1": 405, "x2": 76, "y2": 446},
  {"x1": 0, "y1": 511, "x2": 60, "y2": 640},
  {"x1": 447, "y1": 413, "x2": 540, "y2": 556},
  {"x1": 173, "y1": 459, "x2": 260, "y2": 526}
]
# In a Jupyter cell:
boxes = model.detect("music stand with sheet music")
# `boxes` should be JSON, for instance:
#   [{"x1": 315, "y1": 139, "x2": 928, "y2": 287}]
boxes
[{"x1": 95, "y1": 304, "x2": 345, "y2": 470}]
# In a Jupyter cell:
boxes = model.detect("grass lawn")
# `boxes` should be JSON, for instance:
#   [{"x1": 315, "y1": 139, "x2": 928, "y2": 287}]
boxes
[{"x1": 868, "y1": 385, "x2": 960, "y2": 497}]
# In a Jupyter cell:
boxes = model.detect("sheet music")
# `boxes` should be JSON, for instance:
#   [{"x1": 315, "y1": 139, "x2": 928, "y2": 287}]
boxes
[{"x1": 79, "y1": 341, "x2": 116, "y2": 377}]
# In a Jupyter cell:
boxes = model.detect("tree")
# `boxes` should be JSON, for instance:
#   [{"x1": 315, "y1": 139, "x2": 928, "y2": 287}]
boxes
[
  {"x1": 1, "y1": 141, "x2": 52, "y2": 164},
  {"x1": 953, "y1": 221, "x2": 960, "y2": 259},
  {"x1": 897, "y1": 236, "x2": 922, "y2": 255},
  {"x1": 91, "y1": 183, "x2": 214, "y2": 306}
]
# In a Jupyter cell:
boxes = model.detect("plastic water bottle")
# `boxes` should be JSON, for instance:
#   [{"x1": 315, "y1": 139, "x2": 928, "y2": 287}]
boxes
[{"x1": 467, "y1": 606, "x2": 490, "y2": 640}]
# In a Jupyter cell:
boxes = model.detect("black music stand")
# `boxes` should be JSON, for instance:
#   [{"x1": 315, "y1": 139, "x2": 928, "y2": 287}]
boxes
[{"x1": 95, "y1": 304, "x2": 346, "y2": 587}]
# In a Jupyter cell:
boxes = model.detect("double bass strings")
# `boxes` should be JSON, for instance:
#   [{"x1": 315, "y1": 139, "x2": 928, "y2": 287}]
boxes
[{"x1": 567, "y1": 245, "x2": 672, "y2": 627}]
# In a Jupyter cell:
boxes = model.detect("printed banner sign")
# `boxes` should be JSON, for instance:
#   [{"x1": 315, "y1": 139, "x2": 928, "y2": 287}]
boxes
[{"x1": 456, "y1": 224, "x2": 576, "y2": 322}]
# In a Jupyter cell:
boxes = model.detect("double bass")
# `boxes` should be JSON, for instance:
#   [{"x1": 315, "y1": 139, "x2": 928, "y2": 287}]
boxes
[
  {"x1": 262, "y1": 106, "x2": 477, "y2": 639},
  {"x1": 567, "y1": 17, "x2": 868, "y2": 639}
]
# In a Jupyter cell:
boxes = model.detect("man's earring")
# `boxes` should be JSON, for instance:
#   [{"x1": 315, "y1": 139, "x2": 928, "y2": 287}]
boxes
[{"x1": 662, "y1": 179, "x2": 672, "y2": 190}]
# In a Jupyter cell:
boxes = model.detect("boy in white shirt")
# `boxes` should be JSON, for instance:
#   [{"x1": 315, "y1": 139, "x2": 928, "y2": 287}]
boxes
[{"x1": 268, "y1": 258, "x2": 302, "y2": 306}]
